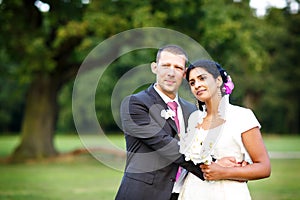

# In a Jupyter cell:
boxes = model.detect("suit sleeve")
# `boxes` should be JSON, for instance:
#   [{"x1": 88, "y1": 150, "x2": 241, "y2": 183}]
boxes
[
  {"x1": 121, "y1": 95, "x2": 180, "y2": 159},
  {"x1": 179, "y1": 160, "x2": 204, "y2": 180},
  {"x1": 121, "y1": 95, "x2": 204, "y2": 180}
]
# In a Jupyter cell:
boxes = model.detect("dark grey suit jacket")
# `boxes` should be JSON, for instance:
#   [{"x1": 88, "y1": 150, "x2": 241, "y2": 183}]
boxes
[{"x1": 115, "y1": 84, "x2": 204, "y2": 200}]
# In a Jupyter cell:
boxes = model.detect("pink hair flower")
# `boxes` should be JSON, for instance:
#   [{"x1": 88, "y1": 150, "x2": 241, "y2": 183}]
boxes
[{"x1": 223, "y1": 76, "x2": 234, "y2": 95}]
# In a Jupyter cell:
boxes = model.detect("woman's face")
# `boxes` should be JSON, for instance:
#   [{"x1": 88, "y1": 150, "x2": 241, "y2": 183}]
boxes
[{"x1": 188, "y1": 67, "x2": 221, "y2": 102}]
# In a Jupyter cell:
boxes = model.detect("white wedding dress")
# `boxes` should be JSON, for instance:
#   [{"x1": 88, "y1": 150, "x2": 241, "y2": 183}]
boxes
[{"x1": 178, "y1": 96, "x2": 261, "y2": 200}]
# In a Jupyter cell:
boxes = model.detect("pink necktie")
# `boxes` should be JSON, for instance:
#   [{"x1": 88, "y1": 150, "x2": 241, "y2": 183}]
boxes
[
  {"x1": 167, "y1": 101, "x2": 182, "y2": 181},
  {"x1": 167, "y1": 101, "x2": 180, "y2": 133}
]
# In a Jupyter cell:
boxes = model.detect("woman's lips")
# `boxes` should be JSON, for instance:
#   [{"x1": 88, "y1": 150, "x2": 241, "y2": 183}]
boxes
[{"x1": 196, "y1": 89, "x2": 206, "y2": 95}]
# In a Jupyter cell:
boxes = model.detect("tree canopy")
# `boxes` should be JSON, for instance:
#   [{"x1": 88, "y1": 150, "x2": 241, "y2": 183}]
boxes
[{"x1": 1, "y1": 0, "x2": 299, "y2": 161}]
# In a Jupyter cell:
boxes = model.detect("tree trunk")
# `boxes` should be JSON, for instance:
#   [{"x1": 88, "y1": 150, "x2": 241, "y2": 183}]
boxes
[
  {"x1": 10, "y1": 74, "x2": 60, "y2": 162},
  {"x1": 243, "y1": 91, "x2": 261, "y2": 110}
]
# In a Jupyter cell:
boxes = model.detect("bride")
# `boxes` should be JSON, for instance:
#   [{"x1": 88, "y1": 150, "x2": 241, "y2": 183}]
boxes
[{"x1": 178, "y1": 60, "x2": 271, "y2": 200}]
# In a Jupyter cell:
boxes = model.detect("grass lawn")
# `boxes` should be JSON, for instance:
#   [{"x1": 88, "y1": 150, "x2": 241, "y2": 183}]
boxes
[
  {"x1": 0, "y1": 134, "x2": 300, "y2": 200},
  {"x1": 0, "y1": 155, "x2": 123, "y2": 200}
]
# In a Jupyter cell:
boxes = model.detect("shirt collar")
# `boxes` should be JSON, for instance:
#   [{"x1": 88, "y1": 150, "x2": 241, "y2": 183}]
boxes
[{"x1": 153, "y1": 83, "x2": 179, "y2": 105}]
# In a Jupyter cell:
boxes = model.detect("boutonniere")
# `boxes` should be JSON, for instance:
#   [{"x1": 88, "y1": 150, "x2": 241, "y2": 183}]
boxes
[{"x1": 161, "y1": 108, "x2": 175, "y2": 120}]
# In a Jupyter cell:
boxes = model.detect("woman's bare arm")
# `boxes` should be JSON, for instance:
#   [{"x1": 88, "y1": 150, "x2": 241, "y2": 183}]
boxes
[{"x1": 201, "y1": 127, "x2": 271, "y2": 181}]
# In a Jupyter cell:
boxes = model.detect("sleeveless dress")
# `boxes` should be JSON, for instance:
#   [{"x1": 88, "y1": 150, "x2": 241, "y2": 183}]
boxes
[{"x1": 178, "y1": 96, "x2": 261, "y2": 200}]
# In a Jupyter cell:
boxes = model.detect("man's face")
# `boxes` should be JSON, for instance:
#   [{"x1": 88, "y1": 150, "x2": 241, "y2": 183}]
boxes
[{"x1": 151, "y1": 51, "x2": 186, "y2": 99}]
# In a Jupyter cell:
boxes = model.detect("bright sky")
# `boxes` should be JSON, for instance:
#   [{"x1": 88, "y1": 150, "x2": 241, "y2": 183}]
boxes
[
  {"x1": 250, "y1": 0, "x2": 287, "y2": 9},
  {"x1": 250, "y1": 0, "x2": 299, "y2": 16},
  {"x1": 5, "y1": 0, "x2": 297, "y2": 15}
]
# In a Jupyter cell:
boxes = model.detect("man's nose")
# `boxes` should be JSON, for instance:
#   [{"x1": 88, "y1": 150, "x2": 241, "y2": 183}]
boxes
[{"x1": 167, "y1": 66, "x2": 176, "y2": 75}]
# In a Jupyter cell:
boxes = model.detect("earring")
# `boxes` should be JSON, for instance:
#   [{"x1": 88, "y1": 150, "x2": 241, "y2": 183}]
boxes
[
  {"x1": 196, "y1": 99, "x2": 200, "y2": 110},
  {"x1": 218, "y1": 87, "x2": 223, "y2": 98},
  {"x1": 221, "y1": 86, "x2": 226, "y2": 93}
]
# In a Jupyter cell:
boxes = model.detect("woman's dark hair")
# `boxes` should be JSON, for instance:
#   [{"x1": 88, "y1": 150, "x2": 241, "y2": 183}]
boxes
[{"x1": 186, "y1": 59, "x2": 230, "y2": 110}]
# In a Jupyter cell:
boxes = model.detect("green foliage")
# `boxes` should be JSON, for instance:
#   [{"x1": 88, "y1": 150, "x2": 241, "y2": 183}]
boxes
[
  {"x1": 198, "y1": 0, "x2": 270, "y2": 105},
  {"x1": 57, "y1": 83, "x2": 75, "y2": 133},
  {"x1": 0, "y1": 0, "x2": 299, "y2": 135},
  {"x1": 256, "y1": 8, "x2": 300, "y2": 133},
  {"x1": 0, "y1": 76, "x2": 26, "y2": 132}
]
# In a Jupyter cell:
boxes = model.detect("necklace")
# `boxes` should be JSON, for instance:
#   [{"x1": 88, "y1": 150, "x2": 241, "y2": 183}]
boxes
[{"x1": 196, "y1": 115, "x2": 225, "y2": 130}]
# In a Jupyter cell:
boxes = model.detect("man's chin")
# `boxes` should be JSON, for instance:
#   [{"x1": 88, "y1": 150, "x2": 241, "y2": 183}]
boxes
[
  {"x1": 157, "y1": 84, "x2": 177, "y2": 95},
  {"x1": 166, "y1": 90, "x2": 178, "y2": 97}
]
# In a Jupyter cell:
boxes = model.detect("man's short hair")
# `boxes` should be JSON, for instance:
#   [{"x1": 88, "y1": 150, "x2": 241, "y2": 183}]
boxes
[{"x1": 156, "y1": 45, "x2": 188, "y2": 65}]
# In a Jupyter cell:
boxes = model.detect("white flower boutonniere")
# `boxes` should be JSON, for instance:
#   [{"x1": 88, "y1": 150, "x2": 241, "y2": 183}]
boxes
[{"x1": 161, "y1": 108, "x2": 175, "y2": 120}]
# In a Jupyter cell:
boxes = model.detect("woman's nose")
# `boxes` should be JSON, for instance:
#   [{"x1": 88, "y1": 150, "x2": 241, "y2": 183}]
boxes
[{"x1": 194, "y1": 80, "x2": 200, "y2": 88}]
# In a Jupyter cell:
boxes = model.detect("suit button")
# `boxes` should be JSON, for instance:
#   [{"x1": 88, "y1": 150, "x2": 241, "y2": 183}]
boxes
[{"x1": 170, "y1": 178, "x2": 176, "y2": 182}]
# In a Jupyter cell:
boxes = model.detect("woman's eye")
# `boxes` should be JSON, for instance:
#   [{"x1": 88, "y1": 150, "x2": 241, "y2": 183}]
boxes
[{"x1": 189, "y1": 82, "x2": 195, "y2": 86}]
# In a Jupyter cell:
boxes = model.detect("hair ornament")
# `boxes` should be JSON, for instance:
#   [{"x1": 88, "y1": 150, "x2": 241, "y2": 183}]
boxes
[
  {"x1": 216, "y1": 63, "x2": 234, "y2": 95},
  {"x1": 223, "y1": 75, "x2": 234, "y2": 95}
]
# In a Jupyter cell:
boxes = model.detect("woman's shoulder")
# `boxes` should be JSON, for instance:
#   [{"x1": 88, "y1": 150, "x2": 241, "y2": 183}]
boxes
[
  {"x1": 228, "y1": 103, "x2": 254, "y2": 115},
  {"x1": 227, "y1": 103, "x2": 261, "y2": 129}
]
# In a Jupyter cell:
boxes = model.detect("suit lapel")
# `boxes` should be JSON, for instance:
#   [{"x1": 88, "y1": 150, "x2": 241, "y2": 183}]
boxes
[
  {"x1": 178, "y1": 98, "x2": 189, "y2": 133},
  {"x1": 146, "y1": 85, "x2": 178, "y2": 135}
]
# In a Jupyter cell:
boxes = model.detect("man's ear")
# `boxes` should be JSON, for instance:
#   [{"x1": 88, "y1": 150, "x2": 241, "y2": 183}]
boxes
[
  {"x1": 151, "y1": 62, "x2": 157, "y2": 74},
  {"x1": 183, "y1": 69, "x2": 187, "y2": 79}
]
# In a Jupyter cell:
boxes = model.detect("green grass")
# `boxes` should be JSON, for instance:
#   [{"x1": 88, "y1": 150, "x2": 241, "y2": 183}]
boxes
[
  {"x1": 0, "y1": 155, "x2": 123, "y2": 200},
  {"x1": 0, "y1": 134, "x2": 300, "y2": 200},
  {"x1": 262, "y1": 134, "x2": 300, "y2": 152},
  {"x1": 248, "y1": 159, "x2": 300, "y2": 199}
]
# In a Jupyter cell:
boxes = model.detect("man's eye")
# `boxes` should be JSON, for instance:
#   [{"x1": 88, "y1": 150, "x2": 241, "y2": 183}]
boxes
[
  {"x1": 189, "y1": 82, "x2": 195, "y2": 86},
  {"x1": 176, "y1": 66, "x2": 184, "y2": 71}
]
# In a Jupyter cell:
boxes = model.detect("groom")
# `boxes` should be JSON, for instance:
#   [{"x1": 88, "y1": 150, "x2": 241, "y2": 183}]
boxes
[{"x1": 115, "y1": 45, "x2": 239, "y2": 200}]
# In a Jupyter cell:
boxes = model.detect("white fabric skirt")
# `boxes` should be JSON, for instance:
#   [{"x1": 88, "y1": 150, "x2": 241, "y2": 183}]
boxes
[{"x1": 178, "y1": 173, "x2": 251, "y2": 200}]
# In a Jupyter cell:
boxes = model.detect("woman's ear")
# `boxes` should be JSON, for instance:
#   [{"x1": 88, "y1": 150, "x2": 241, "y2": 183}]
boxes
[
  {"x1": 217, "y1": 76, "x2": 223, "y2": 87},
  {"x1": 151, "y1": 62, "x2": 157, "y2": 74}
]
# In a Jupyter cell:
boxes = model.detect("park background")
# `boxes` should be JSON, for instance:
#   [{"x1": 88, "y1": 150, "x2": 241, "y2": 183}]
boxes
[{"x1": 1, "y1": 0, "x2": 300, "y2": 199}]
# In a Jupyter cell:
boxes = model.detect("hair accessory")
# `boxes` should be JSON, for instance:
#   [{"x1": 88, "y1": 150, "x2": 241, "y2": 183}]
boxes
[
  {"x1": 223, "y1": 75, "x2": 234, "y2": 94},
  {"x1": 216, "y1": 63, "x2": 234, "y2": 95}
]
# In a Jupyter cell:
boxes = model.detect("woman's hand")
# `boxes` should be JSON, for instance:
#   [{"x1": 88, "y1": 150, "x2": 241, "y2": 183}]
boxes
[
  {"x1": 201, "y1": 162, "x2": 226, "y2": 181},
  {"x1": 200, "y1": 157, "x2": 249, "y2": 181},
  {"x1": 216, "y1": 156, "x2": 241, "y2": 167}
]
